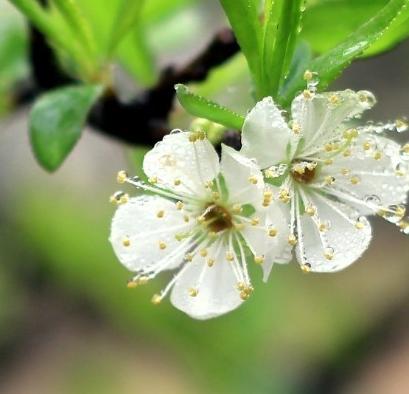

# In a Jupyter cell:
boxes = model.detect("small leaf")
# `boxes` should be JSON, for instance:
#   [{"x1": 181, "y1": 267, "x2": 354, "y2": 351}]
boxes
[
  {"x1": 30, "y1": 84, "x2": 103, "y2": 171},
  {"x1": 175, "y1": 84, "x2": 245, "y2": 130},
  {"x1": 262, "y1": 0, "x2": 305, "y2": 97},
  {"x1": 280, "y1": 0, "x2": 408, "y2": 106},
  {"x1": 302, "y1": 0, "x2": 409, "y2": 58},
  {"x1": 219, "y1": 0, "x2": 263, "y2": 93}
]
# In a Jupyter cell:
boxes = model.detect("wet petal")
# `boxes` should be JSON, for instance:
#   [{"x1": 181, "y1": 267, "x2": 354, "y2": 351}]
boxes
[
  {"x1": 293, "y1": 90, "x2": 376, "y2": 156},
  {"x1": 220, "y1": 144, "x2": 264, "y2": 207},
  {"x1": 170, "y1": 243, "x2": 243, "y2": 319},
  {"x1": 296, "y1": 192, "x2": 372, "y2": 272},
  {"x1": 143, "y1": 131, "x2": 219, "y2": 197},
  {"x1": 319, "y1": 135, "x2": 409, "y2": 214},
  {"x1": 241, "y1": 202, "x2": 292, "y2": 281},
  {"x1": 241, "y1": 97, "x2": 292, "y2": 168},
  {"x1": 110, "y1": 196, "x2": 193, "y2": 272}
]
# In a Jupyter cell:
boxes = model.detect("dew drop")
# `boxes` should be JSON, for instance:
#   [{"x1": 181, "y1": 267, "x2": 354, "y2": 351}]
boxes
[{"x1": 364, "y1": 194, "x2": 381, "y2": 206}]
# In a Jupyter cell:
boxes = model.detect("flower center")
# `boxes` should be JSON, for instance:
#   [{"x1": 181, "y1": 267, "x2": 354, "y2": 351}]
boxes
[
  {"x1": 202, "y1": 204, "x2": 233, "y2": 233},
  {"x1": 290, "y1": 160, "x2": 317, "y2": 184}
]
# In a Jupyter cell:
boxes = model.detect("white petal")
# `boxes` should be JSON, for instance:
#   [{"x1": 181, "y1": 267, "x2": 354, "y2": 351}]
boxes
[
  {"x1": 319, "y1": 135, "x2": 409, "y2": 214},
  {"x1": 110, "y1": 196, "x2": 193, "y2": 272},
  {"x1": 170, "y1": 243, "x2": 243, "y2": 319},
  {"x1": 143, "y1": 131, "x2": 219, "y2": 196},
  {"x1": 241, "y1": 97, "x2": 292, "y2": 168},
  {"x1": 293, "y1": 90, "x2": 376, "y2": 155},
  {"x1": 296, "y1": 193, "x2": 372, "y2": 272},
  {"x1": 241, "y1": 202, "x2": 292, "y2": 282},
  {"x1": 220, "y1": 144, "x2": 264, "y2": 207}
]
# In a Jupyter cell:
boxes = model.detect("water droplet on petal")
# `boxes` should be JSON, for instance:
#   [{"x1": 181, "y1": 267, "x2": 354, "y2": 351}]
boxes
[{"x1": 364, "y1": 194, "x2": 381, "y2": 206}]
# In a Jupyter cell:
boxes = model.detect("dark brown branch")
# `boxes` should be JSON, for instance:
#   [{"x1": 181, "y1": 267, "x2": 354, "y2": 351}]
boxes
[{"x1": 24, "y1": 25, "x2": 239, "y2": 146}]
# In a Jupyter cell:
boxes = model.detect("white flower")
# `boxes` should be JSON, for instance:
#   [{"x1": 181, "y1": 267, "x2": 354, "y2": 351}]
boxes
[
  {"x1": 109, "y1": 131, "x2": 290, "y2": 319},
  {"x1": 241, "y1": 89, "x2": 409, "y2": 273}
]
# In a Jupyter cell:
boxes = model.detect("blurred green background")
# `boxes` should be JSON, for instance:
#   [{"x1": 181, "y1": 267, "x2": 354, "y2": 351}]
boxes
[{"x1": 1, "y1": 1, "x2": 409, "y2": 393}]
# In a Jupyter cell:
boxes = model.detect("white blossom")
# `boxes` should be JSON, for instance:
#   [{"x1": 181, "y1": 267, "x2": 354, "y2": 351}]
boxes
[
  {"x1": 109, "y1": 130, "x2": 290, "y2": 319},
  {"x1": 241, "y1": 89, "x2": 409, "y2": 273}
]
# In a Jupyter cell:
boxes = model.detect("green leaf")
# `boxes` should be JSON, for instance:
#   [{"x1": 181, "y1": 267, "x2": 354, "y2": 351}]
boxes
[
  {"x1": 219, "y1": 0, "x2": 263, "y2": 94},
  {"x1": 50, "y1": 0, "x2": 97, "y2": 59},
  {"x1": 280, "y1": 0, "x2": 408, "y2": 106},
  {"x1": 175, "y1": 84, "x2": 245, "y2": 130},
  {"x1": 106, "y1": 0, "x2": 145, "y2": 57},
  {"x1": 262, "y1": 0, "x2": 305, "y2": 97},
  {"x1": 30, "y1": 85, "x2": 103, "y2": 171},
  {"x1": 279, "y1": 40, "x2": 312, "y2": 98},
  {"x1": 302, "y1": 0, "x2": 409, "y2": 58}
]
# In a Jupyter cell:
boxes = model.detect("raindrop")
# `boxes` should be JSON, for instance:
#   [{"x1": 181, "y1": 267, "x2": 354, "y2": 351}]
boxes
[{"x1": 364, "y1": 194, "x2": 381, "y2": 206}]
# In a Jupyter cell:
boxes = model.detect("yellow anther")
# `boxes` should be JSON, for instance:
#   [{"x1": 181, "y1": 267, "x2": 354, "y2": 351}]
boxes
[
  {"x1": 251, "y1": 217, "x2": 260, "y2": 226},
  {"x1": 341, "y1": 168, "x2": 351, "y2": 176},
  {"x1": 305, "y1": 205, "x2": 316, "y2": 216},
  {"x1": 237, "y1": 282, "x2": 246, "y2": 291},
  {"x1": 350, "y1": 176, "x2": 360, "y2": 185},
  {"x1": 240, "y1": 291, "x2": 250, "y2": 300},
  {"x1": 157, "y1": 210, "x2": 165, "y2": 218},
  {"x1": 324, "y1": 176, "x2": 335, "y2": 185},
  {"x1": 263, "y1": 190, "x2": 273, "y2": 199},
  {"x1": 148, "y1": 176, "x2": 158, "y2": 184},
  {"x1": 328, "y1": 94, "x2": 339, "y2": 105},
  {"x1": 120, "y1": 194, "x2": 129, "y2": 204},
  {"x1": 248, "y1": 175, "x2": 259, "y2": 184},
  {"x1": 279, "y1": 188, "x2": 291, "y2": 203},
  {"x1": 175, "y1": 232, "x2": 185, "y2": 241},
  {"x1": 116, "y1": 170, "x2": 128, "y2": 184},
  {"x1": 303, "y1": 70, "x2": 313, "y2": 81},
  {"x1": 396, "y1": 206, "x2": 406, "y2": 217},
  {"x1": 226, "y1": 252, "x2": 234, "y2": 262},
  {"x1": 402, "y1": 143, "x2": 409, "y2": 154},
  {"x1": 232, "y1": 204, "x2": 242, "y2": 214},
  {"x1": 207, "y1": 258, "x2": 215, "y2": 267},
  {"x1": 199, "y1": 249, "x2": 208, "y2": 257},
  {"x1": 188, "y1": 288, "x2": 199, "y2": 297},
  {"x1": 122, "y1": 237, "x2": 131, "y2": 247},
  {"x1": 262, "y1": 199, "x2": 271, "y2": 207},
  {"x1": 324, "y1": 250, "x2": 334, "y2": 260},
  {"x1": 303, "y1": 89, "x2": 313, "y2": 99},
  {"x1": 212, "y1": 191, "x2": 220, "y2": 200},
  {"x1": 268, "y1": 228, "x2": 278, "y2": 237},
  {"x1": 301, "y1": 263, "x2": 311, "y2": 273},
  {"x1": 188, "y1": 133, "x2": 198, "y2": 142},
  {"x1": 324, "y1": 159, "x2": 333, "y2": 165},
  {"x1": 176, "y1": 201, "x2": 184, "y2": 210},
  {"x1": 363, "y1": 141, "x2": 371, "y2": 151},
  {"x1": 288, "y1": 234, "x2": 297, "y2": 246},
  {"x1": 324, "y1": 143, "x2": 334, "y2": 152},
  {"x1": 184, "y1": 215, "x2": 190, "y2": 223},
  {"x1": 264, "y1": 169, "x2": 275, "y2": 178},
  {"x1": 343, "y1": 149, "x2": 352, "y2": 157},
  {"x1": 292, "y1": 121, "x2": 301, "y2": 134},
  {"x1": 319, "y1": 222, "x2": 328, "y2": 232},
  {"x1": 127, "y1": 280, "x2": 138, "y2": 289},
  {"x1": 343, "y1": 128, "x2": 358, "y2": 139},
  {"x1": 396, "y1": 118, "x2": 408, "y2": 131},
  {"x1": 151, "y1": 294, "x2": 162, "y2": 305},
  {"x1": 204, "y1": 180, "x2": 214, "y2": 189},
  {"x1": 185, "y1": 253, "x2": 194, "y2": 262},
  {"x1": 355, "y1": 221, "x2": 365, "y2": 230},
  {"x1": 174, "y1": 178, "x2": 181, "y2": 186},
  {"x1": 159, "y1": 241, "x2": 167, "y2": 250},
  {"x1": 398, "y1": 220, "x2": 409, "y2": 230},
  {"x1": 254, "y1": 255, "x2": 265, "y2": 264},
  {"x1": 373, "y1": 151, "x2": 382, "y2": 160}
]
